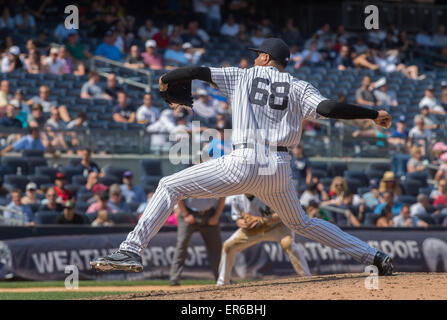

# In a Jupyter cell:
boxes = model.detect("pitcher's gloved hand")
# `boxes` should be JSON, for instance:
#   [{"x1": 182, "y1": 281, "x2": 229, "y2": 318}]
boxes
[{"x1": 159, "y1": 75, "x2": 193, "y2": 109}]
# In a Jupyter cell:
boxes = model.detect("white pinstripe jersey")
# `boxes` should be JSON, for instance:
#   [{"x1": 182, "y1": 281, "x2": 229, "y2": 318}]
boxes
[
  {"x1": 231, "y1": 195, "x2": 272, "y2": 221},
  {"x1": 209, "y1": 66, "x2": 328, "y2": 148}
]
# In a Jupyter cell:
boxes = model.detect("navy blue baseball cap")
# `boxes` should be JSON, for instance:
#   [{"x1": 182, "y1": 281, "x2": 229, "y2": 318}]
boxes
[{"x1": 249, "y1": 38, "x2": 290, "y2": 65}]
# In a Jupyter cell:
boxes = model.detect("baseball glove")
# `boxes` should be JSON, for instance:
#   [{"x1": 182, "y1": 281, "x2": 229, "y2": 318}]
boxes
[
  {"x1": 159, "y1": 79, "x2": 193, "y2": 108},
  {"x1": 241, "y1": 212, "x2": 277, "y2": 235}
]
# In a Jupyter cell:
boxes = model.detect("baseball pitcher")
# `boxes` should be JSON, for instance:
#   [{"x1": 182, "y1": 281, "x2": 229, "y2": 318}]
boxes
[
  {"x1": 217, "y1": 194, "x2": 311, "y2": 286},
  {"x1": 91, "y1": 38, "x2": 393, "y2": 276}
]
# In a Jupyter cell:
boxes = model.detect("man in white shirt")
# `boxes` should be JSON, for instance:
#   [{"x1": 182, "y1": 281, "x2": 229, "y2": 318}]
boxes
[
  {"x1": 373, "y1": 78, "x2": 398, "y2": 109},
  {"x1": 192, "y1": 88, "x2": 224, "y2": 119},
  {"x1": 137, "y1": 19, "x2": 159, "y2": 41},
  {"x1": 220, "y1": 15, "x2": 239, "y2": 37},
  {"x1": 394, "y1": 204, "x2": 427, "y2": 227},
  {"x1": 409, "y1": 115, "x2": 432, "y2": 140},
  {"x1": 136, "y1": 93, "x2": 160, "y2": 125},
  {"x1": 43, "y1": 47, "x2": 65, "y2": 74},
  {"x1": 419, "y1": 85, "x2": 445, "y2": 114},
  {"x1": 1, "y1": 46, "x2": 23, "y2": 73}
]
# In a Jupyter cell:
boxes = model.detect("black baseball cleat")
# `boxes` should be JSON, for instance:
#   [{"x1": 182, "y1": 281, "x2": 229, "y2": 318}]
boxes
[
  {"x1": 373, "y1": 251, "x2": 393, "y2": 276},
  {"x1": 90, "y1": 250, "x2": 143, "y2": 272}
]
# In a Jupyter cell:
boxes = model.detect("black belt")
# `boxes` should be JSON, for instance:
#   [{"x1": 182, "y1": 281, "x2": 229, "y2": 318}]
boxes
[
  {"x1": 186, "y1": 207, "x2": 215, "y2": 216},
  {"x1": 232, "y1": 143, "x2": 289, "y2": 152}
]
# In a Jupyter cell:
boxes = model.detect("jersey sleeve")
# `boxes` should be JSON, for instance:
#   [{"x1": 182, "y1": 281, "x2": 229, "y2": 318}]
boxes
[
  {"x1": 209, "y1": 67, "x2": 243, "y2": 98},
  {"x1": 293, "y1": 80, "x2": 328, "y2": 120}
]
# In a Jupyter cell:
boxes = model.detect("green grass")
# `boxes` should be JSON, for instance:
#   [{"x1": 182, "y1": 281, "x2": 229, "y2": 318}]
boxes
[
  {"x1": 0, "y1": 279, "x2": 216, "y2": 289},
  {"x1": 0, "y1": 291, "x2": 128, "y2": 300}
]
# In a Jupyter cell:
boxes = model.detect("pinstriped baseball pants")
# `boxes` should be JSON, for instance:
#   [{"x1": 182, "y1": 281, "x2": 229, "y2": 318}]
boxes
[{"x1": 120, "y1": 148, "x2": 377, "y2": 265}]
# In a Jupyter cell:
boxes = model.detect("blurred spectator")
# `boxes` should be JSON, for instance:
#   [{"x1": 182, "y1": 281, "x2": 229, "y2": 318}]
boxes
[
  {"x1": 183, "y1": 42, "x2": 205, "y2": 64},
  {"x1": 378, "y1": 171, "x2": 402, "y2": 197},
  {"x1": 376, "y1": 205, "x2": 393, "y2": 227},
  {"x1": 388, "y1": 117, "x2": 408, "y2": 147},
  {"x1": 432, "y1": 179, "x2": 447, "y2": 207},
  {"x1": 181, "y1": 20, "x2": 208, "y2": 49},
  {"x1": 39, "y1": 187, "x2": 64, "y2": 212},
  {"x1": 432, "y1": 25, "x2": 447, "y2": 47},
  {"x1": 408, "y1": 117, "x2": 431, "y2": 147},
  {"x1": 282, "y1": 18, "x2": 301, "y2": 46},
  {"x1": 108, "y1": 184, "x2": 130, "y2": 213},
  {"x1": 0, "y1": 80, "x2": 11, "y2": 110},
  {"x1": 441, "y1": 88, "x2": 447, "y2": 112},
  {"x1": 0, "y1": 126, "x2": 45, "y2": 155},
  {"x1": 138, "y1": 19, "x2": 159, "y2": 41},
  {"x1": 66, "y1": 111, "x2": 88, "y2": 130},
  {"x1": 375, "y1": 50, "x2": 421, "y2": 80},
  {"x1": 300, "y1": 183, "x2": 328, "y2": 207},
  {"x1": 435, "y1": 152, "x2": 447, "y2": 182},
  {"x1": 373, "y1": 78, "x2": 398, "y2": 108},
  {"x1": 152, "y1": 24, "x2": 170, "y2": 49},
  {"x1": 80, "y1": 71, "x2": 111, "y2": 100},
  {"x1": 290, "y1": 145, "x2": 312, "y2": 190},
  {"x1": 91, "y1": 209, "x2": 115, "y2": 227},
  {"x1": 220, "y1": 15, "x2": 239, "y2": 37},
  {"x1": 142, "y1": 40, "x2": 164, "y2": 70},
  {"x1": 353, "y1": 48, "x2": 379, "y2": 71},
  {"x1": 192, "y1": 88, "x2": 224, "y2": 119},
  {"x1": 54, "y1": 172, "x2": 71, "y2": 203},
  {"x1": 394, "y1": 204, "x2": 427, "y2": 227},
  {"x1": 431, "y1": 178, "x2": 447, "y2": 198},
  {"x1": 335, "y1": 45, "x2": 354, "y2": 71},
  {"x1": 306, "y1": 200, "x2": 331, "y2": 221},
  {"x1": 407, "y1": 145, "x2": 427, "y2": 173},
  {"x1": 415, "y1": 30, "x2": 433, "y2": 47},
  {"x1": 204, "y1": 120, "x2": 232, "y2": 159},
  {"x1": 206, "y1": 0, "x2": 223, "y2": 34},
  {"x1": 0, "y1": 104, "x2": 23, "y2": 128},
  {"x1": 26, "y1": 85, "x2": 70, "y2": 122},
  {"x1": 333, "y1": 190, "x2": 364, "y2": 227},
  {"x1": 136, "y1": 93, "x2": 160, "y2": 125},
  {"x1": 362, "y1": 186, "x2": 381, "y2": 209},
  {"x1": 25, "y1": 48, "x2": 42, "y2": 74},
  {"x1": 353, "y1": 37, "x2": 368, "y2": 54},
  {"x1": 124, "y1": 45, "x2": 145, "y2": 69},
  {"x1": 164, "y1": 40, "x2": 189, "y2": 66},
  {"x1": 434, "y1": 47, "x2": 447, "y2": 69},
  {"x1": 356, "y1": 76, "x2": 376, "y2": 107},
  {"x1": 237, "y1": 23, "x2": 251, "y2": 45},
  {"x1": 136, "y1": 191, "x2": 155, "y2": 218},
  {"x1": 104, "y1": 73, "x2": 123, "y2": 100},
  {"x1": 418, "y1": 85, "x2": 444, "y2": 114},
  {"x1": 3, "y1": 189, "x2": 34, "y2": 226},
  {"x1": 21, "y1": 182, "x2": 41, "y2": 205},
  {"x1": 416, "y1": 106, "x2": 437, "y2": 130},
  {"x1": 374, "y1": 191, "x2": 402, "y2": 216},
  {"x1": 53, "y1": 22, "x2": 77, "y2": 41},
  {"x1": 1, "y1": 46, "x2": 23, "y2": 73},
  {"x1": 77, "y1": 171, "x2": 100, "y2": 200},
  {"x1": 77, "y1": 148, "x2": 101, "y2": 174},
  {"x1": 328, "y1": 176, "x2": 348, "y2": 199},
  {"x1": 238, "y1": 57, "x2": 250, "y2": 69},
  {"x1": 44, "y1": 108, "x2": 69, "y2": 151},
  {"x1": 301, "y1": 41, "x2": 323, "y2": 66},
  {"x1": 250, "y1": 27, "x2": 265, "y2": 47},
  {"x1": 87, "y1": 191, "x2": 113, "y2": 214},
  {"x1": 319, "y1": 39, "x2": 337, "y2": 67},
  {"x1": 27, "y1": 104, "x2": 45, "y2": 128},
  {"x1": 42, "y1": 47, "x2": 65, "y2": 74},
  {"x1": 0, "y1": 7, "x2": 15, "y2": 29},
  {"x1": 66, "y1": 33, "x2": 92, "y2": 63},
  {"x1": 94, "y1": 30, "x2": 124, "y2": 61},
  {"x1": 55, "y1": 200, "x2": 84, "y2": 224},
  {"x1": 410, "y1": 194, "x2": 434, "y2": 224},
  {"x1": 113, "y1": 91, "x2": 136, "y2": 123},
  {"x1": 383, "y1": 31, "x2": 399, "y2": 50},
  {"x1": 120, "y1": 170, "x2": 146, "y2": 204}
]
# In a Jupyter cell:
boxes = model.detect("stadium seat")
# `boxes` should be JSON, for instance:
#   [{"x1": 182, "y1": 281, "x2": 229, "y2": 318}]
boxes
[
  {"x1": 310, "y1": 161, "x2": 328, "y2": 172},
  {"x1": 69, "y1": 158, "x2": 82, "y2": 167},
  {"x1": 75, "y1": 201, "x2": 90, "y2": 214},
  {"x1": 105, "y1": 167, "x2": 128, "y2": 180},
  {"x1": 367, "y1": 163, "x2": 391, "y2": 173},
  {"x1": 344, "y1": 171, "x2": 369, "y2": 187},
  {"x1": 402, "y1": 180, "x2": 424, "y2": 197},
  {"x1": 26, "y1": 157, "x2": 48, "y2": 174},
  {"x1": 35, "y1": 167, "x2": 59, "y2": 182},
  {"x1": 65, "y1": 184, "x2": 80, "y2": 195},
  {"x1": 28, "y1": 203, "x2": 40, "y2": 214},
  {"x1": 27, "y1": 175, "x2": 52, "y2": 188},
  {"x1": 2, "y1": 157, "x2": 29, "y2": 175},
  {"x1": 329, "y1": 163, "x2": 347, "y2": 177},
  {"x1": 98, "y1": 176, "x2": 121, "y2": 186},
  {"x1": 35, "y1": 211, "x2": 60, "y2": 224},
  {"x1": 72, "y1": 175, "x2": 87, "y2": 186},
  {"x1": 22, "y1": 150, "x2": 45, "y2": 158},
  {"x1": 311, "y1": 169, "x2": 327, "y2": 179},
  {"x1": 60, "y1": 167, "x2": 83, "y2": 184},
  {"x1": 4, "y1": 175, "x2": 29, "y2": 192},
  {"x1": 344, "y1": 178, "x2": 363, "y2": 194},
  {"x1": 140, "y1": 159, "x2": 162, "y2": 176},
  {"x1": 365, "y1": 170, "x2": 385, "y2": 183},
  {"x1": 110, "y1": 213, "x2": 136, "y2": 224},
  {"x1": 406, "y1": 172, "x2": 428, "y2": 187}
]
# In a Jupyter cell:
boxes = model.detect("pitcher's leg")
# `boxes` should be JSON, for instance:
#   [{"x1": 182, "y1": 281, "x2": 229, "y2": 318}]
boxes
[
  {"x1": 120, "y1": 157, "x2": 252, "y2": 255},
  {"x1": 258, "y1": 188, "x2": 377, "y2": 265}
]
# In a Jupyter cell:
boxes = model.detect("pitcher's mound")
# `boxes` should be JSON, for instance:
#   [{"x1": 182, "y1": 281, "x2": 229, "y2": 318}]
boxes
[{"x1": 100, "y1": 273, "x2": 447, "y2": 300}]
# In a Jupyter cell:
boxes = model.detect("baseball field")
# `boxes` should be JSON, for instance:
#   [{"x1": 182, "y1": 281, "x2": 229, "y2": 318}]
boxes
[{"x1": 1, "y1": 273, "x2": 446, "y2": 300}]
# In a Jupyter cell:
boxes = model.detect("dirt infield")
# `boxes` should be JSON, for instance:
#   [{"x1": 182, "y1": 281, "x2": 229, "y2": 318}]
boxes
[
  {"x1": 0, "y1": 285, "x2": 208, "y2": 293},
  {"x1": 95, "y1": 273, "x2": 447, "y2": 300}
]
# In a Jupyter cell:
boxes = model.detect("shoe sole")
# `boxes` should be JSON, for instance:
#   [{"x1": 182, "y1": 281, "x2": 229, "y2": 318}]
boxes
[
  {"x1": 90, "y1": 260, "x2": 143, "y2": 273},
  {"x1": 380, "y1": 256, "x2": 394, "y2": 276}
]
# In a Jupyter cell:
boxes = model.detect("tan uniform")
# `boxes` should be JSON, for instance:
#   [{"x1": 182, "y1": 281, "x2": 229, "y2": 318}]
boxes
[{"x1": 216, "y1": 195, "x2": 311, "y2": 285}]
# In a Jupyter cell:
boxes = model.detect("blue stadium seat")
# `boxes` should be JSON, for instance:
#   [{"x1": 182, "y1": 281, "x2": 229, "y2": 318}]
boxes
[
  {"x1": 105, "y1": 167, "x2": 128, "y2": 180},
  {"x1": 365, "y1": 170, "x2": 384, "y2": 183},
  {"x1": 140, "y1": 159, "x2": 162, "y2": 176},
  {"x1": 311, "y1": 169, "x2": 327, "y2": 179},
  {"x1": 402, "y1": 180, "x2": 423, "y2": 197},
  {"x1": 367, "y1": 163, "x2": 391, "y2": 173},
  {"x1": 60, "y1": 167, "x2": 83, "y2": 184},
  {"x1": 26, "y1": 157, "x2": 48, "y2": 174},
  {"x1": 69, "y1": 158, "x2": 82, "y2": 167},
  {"x1": 35, "y1": 167, "x2": 59, "y2": 181},
  {"x1": 22, "y1": 150, "x2": 45, "y2": 158},
  {"x1": 4, "y1": 175, "x2": 29, "y2": 192},
  {"x1": 406, "y1": 172, "x2": 428, "y2": 187},
  {"x1": 72, "y1": 175, "x2": 87, "y2": 186},
  {"x1": 329, "y1": 163, "x2": 347, "y2": 177},
  {"x1": 310, "y1": 161, "x2": 328, "y2": 172},
  {"x1": 27, "y1": 175, "x2": 52, "y2": 188},
  {"x1": 99, "y1": 175, "x2": 121, "y2": 186},
  {"x1": 344, "y1": 171, "x2": 369, "y2": 187},
  {"x1": 35, "y1": 211, "x2": 60, "y2": 224},
  {"x1": 345, "y1": 178, "x2": 363, "y2": 194},
  {"x1": 75, "y1": 201, "x2": 90, "y2": 214},
  {"x1": 2, "y1": 157, "x2": 29, "y2": 175},
  {"x1": 110, "y1": 213, "x2": 136, "y2": 224}
]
